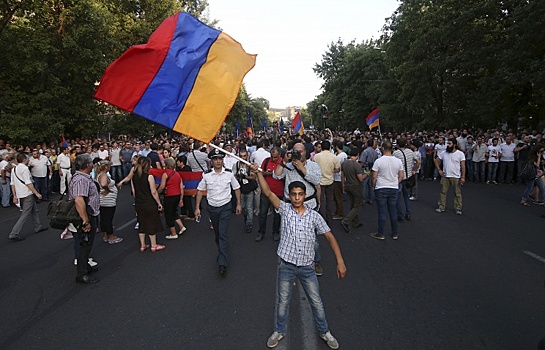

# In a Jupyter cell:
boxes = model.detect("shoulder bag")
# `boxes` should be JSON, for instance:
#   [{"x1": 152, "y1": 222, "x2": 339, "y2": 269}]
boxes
[{"x1": 401, "y1": 150, "x2": 416, "y2": 188}]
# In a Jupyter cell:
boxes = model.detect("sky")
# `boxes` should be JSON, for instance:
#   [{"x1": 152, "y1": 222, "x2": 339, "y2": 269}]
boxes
[{"x1": 207, "y1": 0, "x2": 400, "y2": 109}]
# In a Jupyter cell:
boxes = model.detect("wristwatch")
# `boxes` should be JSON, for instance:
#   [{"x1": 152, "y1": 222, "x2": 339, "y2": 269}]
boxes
[{"x1": 82, "y1": 222, "x2": 90, "y2": 227}]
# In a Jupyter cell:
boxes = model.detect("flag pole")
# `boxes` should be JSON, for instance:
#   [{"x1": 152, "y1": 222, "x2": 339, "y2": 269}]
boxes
[{"x1": 208, "y1": 143, "x2": 262, "y2": 171}]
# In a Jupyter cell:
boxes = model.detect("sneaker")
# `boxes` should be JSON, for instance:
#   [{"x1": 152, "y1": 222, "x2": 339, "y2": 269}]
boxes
[
  {"x1": 340, "y1": 221, "x2": 350, "y2": 233},
  {"x1": 435, "y1": 208, "x2": 445, "y2": 213},
  {"x1": 266, "y1": 331, "x2": 284, "y2": 348},
  {"x1": 134, "y1": 222, "x2": 139, "y2": 230},
  {"x1": 332, "y1": 215, "x2": 343, "y2": 220},
  {"x1": 405, "y1": 214, "x2": 411, "y2": 221},
  {"x1": 320, "y1": 331, "x2": 340, "y2": 349},
  {"x1": 369, "y1": 232, "x2": 385, "y2": 240},
  {"x1": 409, "y1": 196, "x2": 417, "y2": 201},
  {"x1": 486, "y1": 181, "x2": 490, "y2": 184},
  {"x1": 245, "y1": 225, "x2": 253, "y2": 233},
  {"x1": 492, "y1": 181, "x2": 498, "y2": 185},
  {"x1": 77, "y1": 258, "x2": 98, "y2": 266},
  {"x1": 392, "y1": 234, "x2": 399, "y2": 240},
  {"x1": 255, "y1": 233, "x2": 264, "y2": 242},
  {"x1": 273, "y1": 232, "x2": 280, "y2": 241},
  {"x1": 315, "y1": 263, "x2": 324, "y2": 276},
  {"x1": 456, "y1": 209, "x2": 462, "y2": 215}
]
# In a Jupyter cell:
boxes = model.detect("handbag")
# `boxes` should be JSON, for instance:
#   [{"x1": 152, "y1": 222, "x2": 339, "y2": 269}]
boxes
[
  {"x1": 401, "y1": 150, "x2": 416, "y2": 188},
  {"x1": 47, "y1": 176, "x2": 82, "y2": 229},
  {"x1": 47, "y1": 197, "x2": 82, "y2": 229},
  {"x1": 519, "y1": 162, "x2": 537, "y2": 180}
]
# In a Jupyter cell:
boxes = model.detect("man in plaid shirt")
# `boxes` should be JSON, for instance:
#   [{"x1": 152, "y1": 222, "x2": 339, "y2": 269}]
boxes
[{"x1": 250, "y1": 163, "x2": 346, "y2": 350}]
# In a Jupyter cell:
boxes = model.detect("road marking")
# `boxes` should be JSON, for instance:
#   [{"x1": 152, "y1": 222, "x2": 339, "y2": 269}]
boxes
[
  {"x1": 523, "y1": 250, "x2": 545, "y2": 264},
  {"x1": 298, "y1": 283, "x2": 319, "y2": 350},
  {"x1": 115, "y1": 218, "x2": 137, "y2": 231}
]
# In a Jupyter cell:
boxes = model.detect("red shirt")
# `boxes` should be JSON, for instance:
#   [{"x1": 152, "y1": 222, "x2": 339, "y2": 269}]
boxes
[
  {"x1": 261, "y1": 157, "x2": 285, "y2": 197},
  {"x1": 165, "y1": 170, "x2": 182, "y2": 196}
]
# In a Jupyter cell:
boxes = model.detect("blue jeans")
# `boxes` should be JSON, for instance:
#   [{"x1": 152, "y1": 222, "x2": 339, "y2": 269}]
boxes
[
  {"x1": 466, "y1": 160, "x2": 474, "y2": 181},
  {"x1": 207, "y1": 202, "x2": 232, "y2": 267},
  {"x1": 110, "y1": 165, "x2": 123, "y2": 184},
  {"x1": 397, "y1": 181, "x2": 411, "y2": 219},
  {"x1": 275, "y1": 260, "x2": 329, "y2": 335},
  {"x1": 474, "y1": 161, "x2": 486, "y2": 182},
  {"x1": 241, "y1": 192, "x2": 253, "y2": 227},
  {"x1": 375, "y1": 188, "x2": 398, "y2": 237},
  {"x1": 122, "y1": 162, "x2": 133, "y2": 179},
  {"x1": 33, "y1": 176, "x2": 47, "y2": 200},
  {"x1": 522, "y1": 177, "x2": 545, "y2": 202},
  {"x1": 487, "y1": 162, "x2": 499, "y2": 182},
  {"x1": 1, "y1": 180, "x2": 10, "y2": 207},
  {"x1": 259, "y1": 194, "x2": 281, "y2": 235},
  {"x1": 362, "y1": 176, "x2": 374, "y2": 202}
]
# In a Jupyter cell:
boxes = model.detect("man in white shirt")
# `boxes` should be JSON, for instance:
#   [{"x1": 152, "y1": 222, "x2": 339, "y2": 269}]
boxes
[
  {"x1": 435, "y1": 138, "x2": 466, "y2": 215},
  {"x1": 195, "y1": 149, "x2": 241, "y2": 275},
  {"x1": 97, "y1": 144, "x2": 109, "y2": 160},
  {"x1": 9, "y1": 153, "x2": 48, "y2": 241},
  {"x1": 28, "y1": 149, "x2": 49, "y2": 201},
  {"x1": 56, "y1": 147, "x2": 72, "y2": 195},
  {"x1": 250, "y1": 139, "x2": 271, "y2": 216},
  {"x1": 370, "y1": 141, "x2": 403, "y2": 240},
  {"x1": 393, "y1": 138, "x2": 419, "y2": 222},
  {"x1": 498, "y1": 134, "x2": 516, "y2": 184},
  {"x1": 0, "y1": 153, "x2": 12, "y2": 207},
  {"x1": 486, "y1": 138, "x2": 501, "y2": 184},
  {"x1": 332, "y1": 140, "x2": 347, "y2": 219}
]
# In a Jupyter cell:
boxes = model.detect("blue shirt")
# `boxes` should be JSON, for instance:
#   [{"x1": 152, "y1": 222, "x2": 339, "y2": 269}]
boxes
[{"x1": 276, "y1": 202, "x2": 330, "y2": 266}]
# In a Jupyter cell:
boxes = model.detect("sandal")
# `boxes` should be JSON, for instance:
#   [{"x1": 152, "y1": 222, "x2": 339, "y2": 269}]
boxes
[
  {"x1": 140, "y1": 244, "x2": 150, "y2": 252},
  {"x1": 151, "y1": 244, "x2": 166, "y2": 252},
  {"x1": 108, "y1": 237, "x2": 124, "y2": 244},
  {"x1": 520, "y1": 200, "x2": 530, "y2": 207}
]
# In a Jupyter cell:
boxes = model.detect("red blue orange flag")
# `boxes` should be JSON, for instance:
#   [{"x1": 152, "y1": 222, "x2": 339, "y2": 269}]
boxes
[
  {"x1": 93, "y1": 12, "x2": 256, "y2": 143},
  {"x1": 365, "y1": 108, "x2": 380, "y2": 129},
  {"x1": 291, "y1": 111, "x2": 304, "y2": 135}
]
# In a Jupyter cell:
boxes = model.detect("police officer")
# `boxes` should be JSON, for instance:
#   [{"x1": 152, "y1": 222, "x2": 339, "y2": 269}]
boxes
[{"x1": 195, "y1": 149, "x2": 242, "y2": 275}]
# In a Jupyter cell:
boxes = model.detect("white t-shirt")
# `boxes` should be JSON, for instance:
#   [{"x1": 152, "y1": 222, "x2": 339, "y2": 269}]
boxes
[
  {"x1": 434, "y1": 143, "x2": 447, "y2": 157},
  {"x1": 438, "y1": 150, "x2": 465, "y2": 178},
  {"x1": 372, "y1": 155, "x2": 403, "y2": 190},
  {"x1": 499, "y1": 142, "x2": 515, "y2": 162},
  {"x1": 98, "y1": 149, "x2": 109, "y2": 160},
  {"x1": 10, "y1": 163, "x2": 33, "y2": 198},
  {"x1": 334, "y1": 151, "x2": 347, "y2": 182},
  {"x1": 57, "y1": 153, "x2": 71, "y2": 169},
  {"x1": 28, "y1": 155, "x2": 49, "y2": 177},
  {"x1": 487, "y1": 145, "x2": 501, "y2": 163}
]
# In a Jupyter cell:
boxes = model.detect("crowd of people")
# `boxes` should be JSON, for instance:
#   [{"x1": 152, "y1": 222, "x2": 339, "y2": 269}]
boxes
[{"x1": 1, "y1": 125, "x2": 544, "y2": 349}]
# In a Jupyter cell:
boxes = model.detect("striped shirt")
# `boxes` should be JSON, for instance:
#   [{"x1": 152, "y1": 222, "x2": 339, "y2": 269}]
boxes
[
  {"x1": 277, "y1": 202, "x2": 330, "y2": 266},
  {"x1": 98, "y1": 173, "x2": 117, "y2": 207},
  {"x1": 69, "y1": 171, "x2": 100, "y2": 216}
]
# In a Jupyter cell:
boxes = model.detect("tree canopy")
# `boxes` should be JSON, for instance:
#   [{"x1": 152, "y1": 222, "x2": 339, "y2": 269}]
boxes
[{"x1": 310, "y1": 0, "x2": 545, "y2": 132}]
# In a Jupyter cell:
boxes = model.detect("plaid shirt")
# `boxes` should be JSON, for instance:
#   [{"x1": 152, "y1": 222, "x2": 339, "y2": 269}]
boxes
[
  {"x1": 277, "y1": 202, "x2": 330, "y2": 266},
  {"x1": 68, "y1": 171, "x2": 100, "y2": 216}
]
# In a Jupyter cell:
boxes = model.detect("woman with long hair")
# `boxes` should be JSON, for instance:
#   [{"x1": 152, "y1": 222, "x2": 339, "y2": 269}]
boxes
[
  {"x1": 133, "y1": 156, "x2": 165, "y2": 252},
  {"x1": 520, "y1": 145, "x2": 545, "y2": 206},
  {"x1": 157, "y1": 158, "x2": 186, "y2": 239},
  {"x1": 94, "y1": 160, "x2": 122, "y2": 244}
]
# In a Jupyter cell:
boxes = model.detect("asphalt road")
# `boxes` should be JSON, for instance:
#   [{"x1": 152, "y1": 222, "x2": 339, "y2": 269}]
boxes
[{"x1": 1, "y1": 180, "x2": 544, "y2": 350}]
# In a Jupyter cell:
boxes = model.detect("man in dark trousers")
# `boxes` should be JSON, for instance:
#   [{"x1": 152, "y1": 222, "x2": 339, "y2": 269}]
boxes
[{"x1": 195, "y1": 149, "x2": 241, "y2": 275}]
